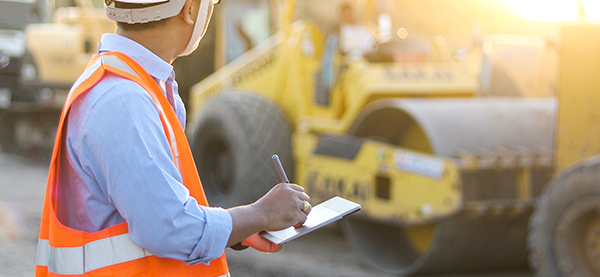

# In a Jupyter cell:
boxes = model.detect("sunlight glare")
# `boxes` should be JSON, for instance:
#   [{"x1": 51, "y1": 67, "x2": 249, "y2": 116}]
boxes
[
  {"x1": 580, "y1": 0, "x2": 600, "y2": 21},
  {"x1": 508, "y1": 0, "x2": 581, "y2": 22}
]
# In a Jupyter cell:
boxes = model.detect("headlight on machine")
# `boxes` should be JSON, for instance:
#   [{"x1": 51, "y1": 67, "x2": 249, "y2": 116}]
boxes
[
  {"x1": 0, "y1": 52, "x2": 9, "y2": 69},
  {"x1": 36, "y1": 87, "x2": 53, "y2": 105},
  {"x1": 21, "y1": 62, "x2": 37, "y2": 81}
]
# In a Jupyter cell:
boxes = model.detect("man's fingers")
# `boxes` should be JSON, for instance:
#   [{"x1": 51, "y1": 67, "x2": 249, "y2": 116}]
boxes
[
  {"x1": 242, "y1": 233, "x2": 284, "y2": 253},
  {"x1": 299, "y1": 191, "x2": 310, "y2": 202},
  {"x1": 286, "y1": 183, "x2": 311, "y2": 208},
  {"x1": 286, "y1": 183, "x2": 305, "y2": 192},
  {"x1": 260, "y1": 182, "x2": 312, "y2": 230},
  {"x1": 293, "y1": 213, "x2": 308, "y2": 228}
]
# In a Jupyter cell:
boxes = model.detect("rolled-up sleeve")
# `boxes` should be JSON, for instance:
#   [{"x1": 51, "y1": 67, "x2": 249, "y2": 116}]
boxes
[
  {"x1": 77, "y1": 80, "x2": 232, "y2": 263},
  {"x1": 187, "y1": 206, "x2": 232, "y2": 265}
]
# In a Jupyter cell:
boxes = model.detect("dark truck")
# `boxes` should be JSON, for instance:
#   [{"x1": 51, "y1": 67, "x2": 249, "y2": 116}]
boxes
[{"x1": 0, "y1": 0, "x2": 58, "y2": 156}]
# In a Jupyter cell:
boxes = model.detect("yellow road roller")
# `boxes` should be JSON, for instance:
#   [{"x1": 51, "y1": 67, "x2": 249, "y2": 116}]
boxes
[{"x1": 187, "y1": 0, "x2": 600, "y2": 275}]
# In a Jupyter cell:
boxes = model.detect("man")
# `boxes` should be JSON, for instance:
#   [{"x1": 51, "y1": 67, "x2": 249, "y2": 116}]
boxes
[
  {"x1": 338, "y1": 2, "x2": 376, "y2": 59},
  {"x1": 35, "y1": 0, "x2": 311, "y2": 275}
]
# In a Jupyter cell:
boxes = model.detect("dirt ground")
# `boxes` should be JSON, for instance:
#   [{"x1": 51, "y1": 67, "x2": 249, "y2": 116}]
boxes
[
  {"x1": 0, "y1": 151, "x2": 532, "y2": 277},
  {"x1": 0, "y1": 152, "x2": 46, "y2": 276}
]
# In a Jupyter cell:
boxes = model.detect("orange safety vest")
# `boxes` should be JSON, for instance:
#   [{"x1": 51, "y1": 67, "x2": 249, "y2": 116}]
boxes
[{"x1": 35, "y1": 52, "x2": 229, "y2": 277}]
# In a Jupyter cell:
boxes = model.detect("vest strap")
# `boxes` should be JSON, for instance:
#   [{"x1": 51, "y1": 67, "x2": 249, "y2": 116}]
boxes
[
  {"x1": 97, "y1": 54, "x2": 181, "y2": 170},
  {"x1": 36, "y1": 233, "x2": 152, "y2": 274}
]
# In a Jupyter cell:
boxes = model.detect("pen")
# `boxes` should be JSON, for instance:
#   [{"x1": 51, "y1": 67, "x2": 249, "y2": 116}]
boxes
[{"x1": 272, "y1": 154, "x2": 290, "y2": 183}]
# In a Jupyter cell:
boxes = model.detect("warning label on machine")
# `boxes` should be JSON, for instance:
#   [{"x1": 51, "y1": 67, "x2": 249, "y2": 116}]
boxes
[{"x1": 393, "y1": 150, "x2": 445, "y2": 179}]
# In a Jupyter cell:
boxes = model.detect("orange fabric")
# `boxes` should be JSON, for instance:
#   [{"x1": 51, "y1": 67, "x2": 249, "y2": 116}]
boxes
[{"x1": 36, "y1": 52, "x2": 229, "y2": 277}]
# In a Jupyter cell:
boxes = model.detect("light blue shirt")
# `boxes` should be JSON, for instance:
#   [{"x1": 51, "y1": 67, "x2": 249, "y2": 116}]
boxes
[{"x1": 56, "y1": 33, "x2": 232, "y2": 265}]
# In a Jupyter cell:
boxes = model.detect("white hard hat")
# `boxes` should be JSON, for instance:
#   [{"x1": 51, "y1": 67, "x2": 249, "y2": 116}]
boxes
[{"x1": 104, "y1": 0, "x2": 219, "y2": 24}]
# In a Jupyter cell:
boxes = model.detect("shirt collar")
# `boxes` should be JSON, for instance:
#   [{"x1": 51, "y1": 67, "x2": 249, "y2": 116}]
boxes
[{"x1": 97, "y1": 33, "x2": 173, "y2": 82}]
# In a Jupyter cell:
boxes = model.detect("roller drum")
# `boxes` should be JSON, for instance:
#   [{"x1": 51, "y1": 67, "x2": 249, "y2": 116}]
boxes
[{"x1": 343, "y1": 97, "x2": 556, "y2": 275}]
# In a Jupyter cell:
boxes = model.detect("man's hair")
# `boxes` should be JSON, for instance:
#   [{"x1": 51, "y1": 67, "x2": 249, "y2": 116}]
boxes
[
  {"x1": 340, "y1": 2, "x2": 353, "y2": 13},
  {"x1": 113, "y1": 1, "x2": 169, "y2": 31}
]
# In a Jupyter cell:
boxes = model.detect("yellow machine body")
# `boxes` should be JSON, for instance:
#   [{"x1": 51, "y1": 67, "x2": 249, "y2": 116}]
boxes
[
  {"x1": 293, "y1": 131, "x2": 462, "y2": 225},
  {"x1": 188, "y1": 19, "x2": 476, "y2": 227},
  {"x1": 25, "y1": 0, "x2": 112, "y2": 87},
  {"x1": 554, "y1": 24, "x2": 600, "y2": 171},
  {"x1": 187, "y1": 1, "x2": 600, "y2": 275},
  {"x1": 189, "y1": 20, "x2": 477, "y2": 135}
]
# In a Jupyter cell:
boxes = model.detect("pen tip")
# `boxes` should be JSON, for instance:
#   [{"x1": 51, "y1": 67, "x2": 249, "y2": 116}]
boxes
[{"x1": 272, "y1": 154, "x2": 278, "y2": 160}]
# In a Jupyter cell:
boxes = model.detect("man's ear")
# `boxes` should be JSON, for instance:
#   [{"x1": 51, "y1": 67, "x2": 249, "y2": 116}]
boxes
[{"x1": 179, "y1": 0, "x2": 195, "y2": 25}]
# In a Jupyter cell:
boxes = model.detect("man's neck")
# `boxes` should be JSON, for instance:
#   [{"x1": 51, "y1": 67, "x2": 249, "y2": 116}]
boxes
[{"x1": 115, "y1": 28, "x2": 183, "y2": 64}]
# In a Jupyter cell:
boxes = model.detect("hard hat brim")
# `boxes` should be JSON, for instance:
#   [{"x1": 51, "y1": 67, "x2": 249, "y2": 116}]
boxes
[
  {"x1": 106, "y1": 0, "x2": 186, "y2": 23},
  {"x1": 110, "y1": 0, "x2": 169, "y2": 5}
]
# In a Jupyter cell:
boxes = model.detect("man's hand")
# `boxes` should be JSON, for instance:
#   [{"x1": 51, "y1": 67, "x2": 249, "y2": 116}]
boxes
[
  {"x1": 253, "y1": 183, "x2": 311, "y2": 231},
  {"x1": 241, "y1": 233, "x2": 283, "y2": 253},
  {"x1": 226, "y1": 183, "x2": 311, "y2": 248}
]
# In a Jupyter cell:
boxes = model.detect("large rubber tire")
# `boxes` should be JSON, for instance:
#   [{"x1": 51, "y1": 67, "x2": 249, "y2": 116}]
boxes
[
  {"x1": 528, "y1": 156, "x2": 600, "y2": 277},
  {"x1": 0, "y1": 111, "x2": 16, "y2": 153},
  {"x1": 0, "y1": 110, "x2": 58, "y2": 159},
  {"x1": 190, "y1": 91, "x2": 292, "y2": 208}
]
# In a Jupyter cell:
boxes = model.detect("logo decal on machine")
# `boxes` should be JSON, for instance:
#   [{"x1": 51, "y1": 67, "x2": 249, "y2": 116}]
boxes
[{"x1": 305, "y1": 170, "x2": 370, "y2": 201}]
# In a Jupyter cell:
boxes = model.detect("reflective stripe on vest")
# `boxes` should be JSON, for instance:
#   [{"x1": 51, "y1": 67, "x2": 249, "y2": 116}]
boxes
[
  {"x1": 36, "y1": 235, "x2": 152, "y2": 275},
  {"x1": 35, "y1": 51, "x2": 229, "y2": 277}
]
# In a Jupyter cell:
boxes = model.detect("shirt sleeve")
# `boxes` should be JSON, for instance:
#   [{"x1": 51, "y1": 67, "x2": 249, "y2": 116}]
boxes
[{"x1": 78, "y1": 80, "x2": 232, "y2": 264}]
